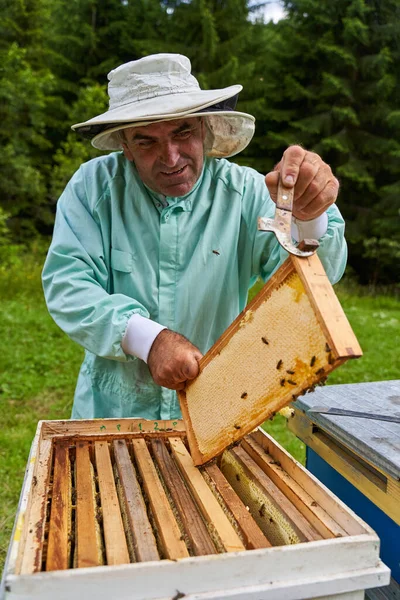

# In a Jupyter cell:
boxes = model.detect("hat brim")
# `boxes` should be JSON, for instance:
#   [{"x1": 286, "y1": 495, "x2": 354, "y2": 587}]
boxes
[{"x1": 87, "y1": 111, "x2": 255, "y2": 158}]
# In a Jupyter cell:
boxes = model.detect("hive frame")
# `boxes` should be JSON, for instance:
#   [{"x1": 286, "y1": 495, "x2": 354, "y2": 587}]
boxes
[{"x1": 178, "y1": 253, "x2": 362, "y2": 465}]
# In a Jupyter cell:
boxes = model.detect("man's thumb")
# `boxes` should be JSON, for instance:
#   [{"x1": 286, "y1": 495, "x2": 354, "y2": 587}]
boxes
[{"x1": 183, "y1": 355, "x2": 201, "y2": 380}]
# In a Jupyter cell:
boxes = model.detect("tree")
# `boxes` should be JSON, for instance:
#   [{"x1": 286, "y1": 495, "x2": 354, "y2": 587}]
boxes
[
  {"x1": 252, "y1": 0, "x2": 400, "y2": 283},
  {"x1": 0, "y1": 0, "x2": 57, "y2": 238}
]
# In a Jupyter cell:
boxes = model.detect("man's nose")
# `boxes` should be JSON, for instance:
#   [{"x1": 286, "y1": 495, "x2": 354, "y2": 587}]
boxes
[{"x1": 159, "y1": 141, "x2": 180, "y2": 166}]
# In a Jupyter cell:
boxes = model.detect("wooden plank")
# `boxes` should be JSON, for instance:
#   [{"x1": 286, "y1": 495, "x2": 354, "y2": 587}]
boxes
[
  {"x1": 94, "y1": 441, "x2": 130, "y2": 566},
  {"x1": 289, "y1": 411, "x2": 400, "y2": 526},
  {"x1": 292, "y1": 255, "x2": 362, "y2": 360},
  {"x1": 251, "y1": 428, "x2": 367, "y2": 536},
  {"x1": 46, "y1": 442, "x2": 71, "y2": 571},
  {"x1": 41, "y1": 418, "x2": 186, "y2": 440},
  {"x1": 150, "y1": 439, "x2": 216, "y2": 556},
  {"x1": 178, "y1": 253, "x2": 361, "y2": 465},
  {"x1": 113, "y1": 439, "x2": 159, "y2": 562},
  {"x1": 230, "y1": 446, "x2": 322, "y2": 542},
  {"x1": 131, "y1": 438, "x2": 189, "y2": 560},
  {"x1": 75, "y1": 441, "x2": 102, "y2": 568},
  {"x1": 204, "y1": 463, "x2": 272, "y2": 549},
  {"x1": 169, "y1": 438, "x2": 245, "y2": 553},
  {"x1": 18, "y1": 438, "x2": 53, "y2": 574},
  {"x1": 241, "y1": 436, "x2": 348, "y2": 539},
  {"x1": 6, "y1": 536, "x2": 389, "y2": 600}
]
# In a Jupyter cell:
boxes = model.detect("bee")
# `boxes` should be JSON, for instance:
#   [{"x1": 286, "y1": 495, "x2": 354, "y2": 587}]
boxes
[
  {"x1": 212, "y1": 250, "x2": 220, "y2": 255},
  {"x1": 241, "y1": 392, "x2": 248, "y2": 399},
  {"x1": 315, "y1": 367, "x2": 325, "y2": 376},
  {"x1": 287, "y1": 380, "x2": 297, "y2": 386},
  {"x1": 236, "y1": 474, "x2": 241, "y2": 482},
  {"x1": 286, "y1": 369, "x2": 295, "y2": 375},
  {"x1": 234, "y1": 424, "x2": 241, "y2": 430},
  {"x1": 261, "y1": 337, "x2": 269, "y2": 345},
  {"x1": 325, "y1": 343, "x2": 331, "y2": 353},
  {"x1": 276, "y1": 359, "x2": 283, "y2": 370},
  {"x1": 259, "y1": 503, "x2": 266, "y2": 517},
  {"x1": 328, "y1": 353, "x2": 335, "y2": 365},
  {"x1": 280, "y1": 378, "x2": 286, "y2": 387},
  {"x1": 310, "y1": 356, "x2": 316, "y2": 367}
]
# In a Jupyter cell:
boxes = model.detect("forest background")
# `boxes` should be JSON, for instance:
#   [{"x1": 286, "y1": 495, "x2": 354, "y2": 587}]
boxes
[
  {"x1": 1, "y1": 0, "x2": 400, "y2": 573},
  {"x1": 1, "y1": 0, "x2": 400, "y2": 285}
]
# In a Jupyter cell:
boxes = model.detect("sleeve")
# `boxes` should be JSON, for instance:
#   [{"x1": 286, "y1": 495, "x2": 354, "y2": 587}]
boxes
[
  {"x1": 121, "y1": 314, "x2": 167, "y2": 362},
  {"x1": 42, "y1": 168, "x2": 151, "y2": 362},
  {"x1": 241, "y1": 169, "x2": 348, "y2": 285}
]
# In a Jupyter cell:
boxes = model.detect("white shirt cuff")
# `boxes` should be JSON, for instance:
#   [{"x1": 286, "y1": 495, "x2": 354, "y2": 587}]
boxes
[
  {"x1": 121, "y1": 314, "x2": 167, "y2": 363},
  {"x1": 291, "y1": 212, "x2": 328, "y2": 242}
]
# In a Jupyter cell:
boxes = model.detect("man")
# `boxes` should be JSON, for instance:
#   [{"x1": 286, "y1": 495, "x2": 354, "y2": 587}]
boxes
[{"x1": 42, "y1": 53, "x2": 346, "y2": 420}]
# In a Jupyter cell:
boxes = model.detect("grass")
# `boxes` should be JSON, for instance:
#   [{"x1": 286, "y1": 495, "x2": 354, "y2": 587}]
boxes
[{"x1": 1, "y1": 253, "x2": 399, "y2": 574}]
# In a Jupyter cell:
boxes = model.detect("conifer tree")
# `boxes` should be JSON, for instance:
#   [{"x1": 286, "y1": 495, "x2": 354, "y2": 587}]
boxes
[
  {"x1": 0, "y1": 0, "x2": 56, "y2": 237},
  {"x1": 254, "y1": 0, "x2": 400, "y2": 283}
]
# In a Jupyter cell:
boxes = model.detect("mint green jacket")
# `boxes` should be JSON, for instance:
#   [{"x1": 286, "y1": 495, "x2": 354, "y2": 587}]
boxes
[{"x1": 42, "y1": 153, "x2": 347, "y2": 420}]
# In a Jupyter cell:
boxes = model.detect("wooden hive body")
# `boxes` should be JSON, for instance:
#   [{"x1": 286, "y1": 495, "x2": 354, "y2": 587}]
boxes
[
  {"x1": 2, "y1": 419, "x2": 389, "y2": 600},
  {"x1": 178, "y1": 253, "x2": 362, "y2": 466}
]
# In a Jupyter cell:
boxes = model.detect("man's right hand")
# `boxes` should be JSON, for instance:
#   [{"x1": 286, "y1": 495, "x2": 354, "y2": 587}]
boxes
[{"x1": 147, "y1": 329, "x2": 203, "y2": 390}]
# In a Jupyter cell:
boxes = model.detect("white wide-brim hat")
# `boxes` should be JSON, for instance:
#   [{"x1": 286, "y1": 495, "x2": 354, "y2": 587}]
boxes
[{"x1": 72, "y1": 54, "x2": 255, "y2": 158}]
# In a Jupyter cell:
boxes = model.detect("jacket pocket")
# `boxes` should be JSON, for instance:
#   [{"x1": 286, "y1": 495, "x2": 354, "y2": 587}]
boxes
[{"x1": 110, "y1": 248, "x2": 133, "y2": 273}]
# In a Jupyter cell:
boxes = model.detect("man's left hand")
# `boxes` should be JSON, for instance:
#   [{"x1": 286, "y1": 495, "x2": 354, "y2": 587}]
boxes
[{"x1": 265, "y1": 145, "x2": 339, "y2": 221}]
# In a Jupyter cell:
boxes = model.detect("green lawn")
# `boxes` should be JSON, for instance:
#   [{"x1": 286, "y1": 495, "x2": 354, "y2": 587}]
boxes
[{"x1": 1, "y1": 255, "x2": 399, "y2": 573}]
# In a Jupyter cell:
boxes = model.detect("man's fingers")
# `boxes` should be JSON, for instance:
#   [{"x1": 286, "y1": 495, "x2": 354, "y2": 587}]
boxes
[
  {"x1": 290, "y1": 157, "x2": 321, "y2": 201},
  {"x1": 265, "y1": 147, "x2": 339, "y2": 220},
  {"x1": 293, "y1": 178, "x2": 339, "y2": 220},
  {"x1": 147, "y1": 329, "x2": 203, "y2": 390},
  {"x1": 183, "y1": 354, "x2": 201, "y2": 380},
  {"x1": 294, "y1": 164, "x2": 331, "y2": 210},
  {"x1": 264, "y1": 170, "x2": 279, "y2": 202},
  {"x1": 265, "y1": 145, "x2": 308, "y2": 199},
  {"x1": 280, "y1": 145, "x2": 306, "y2": 187}
]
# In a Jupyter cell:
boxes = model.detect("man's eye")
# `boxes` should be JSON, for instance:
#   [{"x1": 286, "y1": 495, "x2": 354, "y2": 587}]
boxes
[
  {"x1": 137, "y1": 140, "x2": 154, "y2": 148},
  {"x1": 176, "y1": 130, "x2": 192, "y2": 139}
]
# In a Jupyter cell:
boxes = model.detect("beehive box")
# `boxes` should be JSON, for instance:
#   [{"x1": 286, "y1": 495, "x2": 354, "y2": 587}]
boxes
[
  {"x1": 179, "y1": 253, "x2": 362, "y2": 465},
  {"x1": 2, "y1": 419, "x2": 389, "y2": 600}
]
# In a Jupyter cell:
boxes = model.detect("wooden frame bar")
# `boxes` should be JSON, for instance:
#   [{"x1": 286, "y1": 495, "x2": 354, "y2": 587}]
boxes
[
  {"x1": 113, "y1": 440, "x2": 159, "y2": 563},
  {"x1": 229, "y1": 446, "x2": 322, "y2": 543},
  {"x1": 16, "y1": 438, "x2": 53, "y2": 574},
  {"x1": 169, "y1": 437, "x2": 245, "y2": 553},
  {"x1": 46, "y1": 442, "x2": 71, "y2": 571},
  {"x1": 151, "y1": 439, "x2": 216, "y2": 556},
  {"x1": 131, "y1": 438, "x2": 189, "y2": 560},
  {"x1": 75, "y1": 441, "x2": 102, "y2": 568},
  {"x1": 94, "y1": 441, "x2": 130, "y2": 566},
  {"x1": 241, "y1": 436, "x2": 348, "y2": 539},
  {"x1": 204, "y1": 463, "x2": 272, "y2": 549}
]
